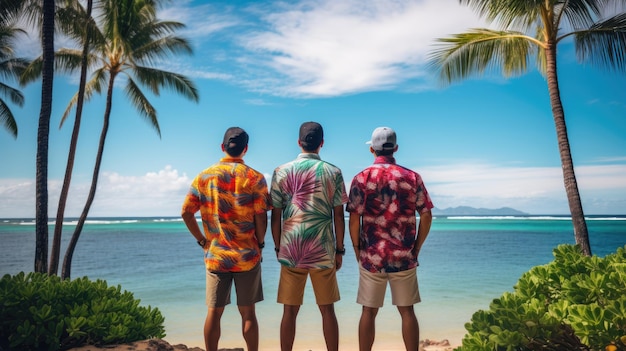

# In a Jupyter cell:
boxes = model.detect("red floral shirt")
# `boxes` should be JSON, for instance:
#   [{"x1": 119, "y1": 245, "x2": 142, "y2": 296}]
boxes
[{"x1": 346, "y1": 155, "x2": 433, "y2": 273}]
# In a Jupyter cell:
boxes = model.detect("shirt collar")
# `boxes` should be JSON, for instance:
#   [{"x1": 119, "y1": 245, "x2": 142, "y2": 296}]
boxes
[
  {"x1": 297, "y1": 152, "x2": 321, "y2": 160},
  {"x1": 374, "y1": 155, "x2": 396, "y2": 164},
  {"x1": 220, "y1": 156, "x2": 245, "y2": 164}
]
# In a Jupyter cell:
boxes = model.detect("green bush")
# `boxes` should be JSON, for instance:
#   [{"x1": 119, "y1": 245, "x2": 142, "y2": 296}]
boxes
[
  {"x1": 0, "y1": 272, "x2": 165, "y2": 351},
  {"x1": 456, "y1": 244, "x2": 626, "y2": 351}
]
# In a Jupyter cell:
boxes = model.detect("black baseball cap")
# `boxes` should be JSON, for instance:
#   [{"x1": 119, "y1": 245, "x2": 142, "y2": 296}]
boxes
[{"x1": 299, "y1": 122, "x2": 323, "y2": 149}]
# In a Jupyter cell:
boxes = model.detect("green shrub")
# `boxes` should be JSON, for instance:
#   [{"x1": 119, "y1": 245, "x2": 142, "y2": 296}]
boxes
[
  {"x1": 0, "y1": 272, "x2": 165, "y2": 351},
  {"x1": 456, "y1": 244, "x2": 626, "y2": 351}
]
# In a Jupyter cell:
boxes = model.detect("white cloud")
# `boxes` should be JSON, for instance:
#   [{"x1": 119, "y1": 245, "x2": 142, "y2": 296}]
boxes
[
  {"x1": 2, "y1": 164, "x2": 625, "y2": 218},
  {"x1": 419, "y1": 163, "x2": 626, "y2": 214},
  {"x1": 15, "y1": 0, "x2": 488, "y2": 97},
  {"x1": 234, "y1": 0, "x2": 485, "y2": 97},
  {"x1": 0, "y1": 166, "x2": 190, "y2": 218},
  {"x1": 159, "y1": 2, "x2": 241, "y2": 41}
]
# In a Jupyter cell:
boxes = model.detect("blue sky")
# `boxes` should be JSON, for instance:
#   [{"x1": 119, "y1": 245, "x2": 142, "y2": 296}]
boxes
[{"x1": 1, "y1": 0, "x2": 625, "y2": 218}]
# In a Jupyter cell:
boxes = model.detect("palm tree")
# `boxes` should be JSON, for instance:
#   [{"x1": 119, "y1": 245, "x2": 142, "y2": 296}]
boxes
[
  {"x1": 48, "y1": 0, "x2": 96, "y2": 276},
  {"x1": 429, "y1": 0, "x2": 626, "y2": 256},
  {"x1": 15, "y1": 0, "x2": 90, "y2": 274},
  {"x1": 53, "y1": 0, "x2": 199, "y2": 279},
  {"x1": 0, "y1": 19, "x2": 29, "y2": 138},
  {"x1": 34, "y1": 0, "x2": 56, "y2": 273}
]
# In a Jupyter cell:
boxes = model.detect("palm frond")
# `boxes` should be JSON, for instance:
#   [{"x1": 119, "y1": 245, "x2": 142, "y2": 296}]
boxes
[
  {"x1": 19, "y1": 49, "x2": 88, "y2": 84},
  {"x1": 561, "y1": 0, "x2": 606, "y2": 30},
  {"x1": 0, "y1": 98, "x2": 17, "y2": 137},
  {"x1": 132, "y1": 65, "x2": 199, "y2": 101},
  {"x1": 19, "y1": 1, "x2": 44, "y2": 29},
  {"x1": 0, "y1": 0, "x2": 24, "y2": 25},
  {"x1": 56, "y1": 1, "x2": 104, "y2": 48},
  {"x1": 19, "y1": 56, "x2": 43, "y2": 86},
  {"x1": 0, "y1": 57, "x2": 29, "y2": 81},
  {"x1": 573, "y1": 13, "x2": 626, "y2": 70},
  {"x1": 60, "y1": 68, "x2": 108, "y2": 127},
  {"x1": 429, "y1": 28, "x2": 537, "y2": 84},
  {"x1": 533, "y1": 26, "x2": 548, "y2": 75},
  {"x1": 133, "y1": 36, "x2": 193, "y2": 65},
  {"x1": 0, "y1": 81, "x2": 24, "y2": 106},
  {"x1": 460, "y1": 0, "x2": 544, "y2": 30},
  {"x1": 54, "y1": 48, "x2": 86, "y2": 74},
  {"x1": 0, "y1": 26, "x2": 27, "y2": 58},
  {"x1": 124, "y1": 77, "x2": 161, "y2": 137},
  {"x1": 145, "y1": 20, "x2": 186, "y2": 36}
]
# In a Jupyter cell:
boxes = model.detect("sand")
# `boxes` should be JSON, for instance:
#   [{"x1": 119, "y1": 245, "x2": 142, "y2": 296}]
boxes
[{"x1": 66, "y1": 338, "x2": 457, "y2": 351}]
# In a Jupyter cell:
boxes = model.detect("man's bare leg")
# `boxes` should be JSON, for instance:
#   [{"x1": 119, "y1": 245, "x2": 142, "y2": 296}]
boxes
[
  {"x1": 204, "y1": 307, "x2": 225, "y2": 351},
  {"x1": 238, "y1": 304, "x2": 259, "y2": 351},
  {"x1": 280, "y1": 304, "x2": 300, "y2": 351},
  {"x1": 319, "y1": 303, "x2": 339, "y2": 351},
  {"x1": 359, "y1": 306, "x2": 378, "y2": 351},
  {"x1": 398, "y1": 305, "x2": 419, "y2": 351}
]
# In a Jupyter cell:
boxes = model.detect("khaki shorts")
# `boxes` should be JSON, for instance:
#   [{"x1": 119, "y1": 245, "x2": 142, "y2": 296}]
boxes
[
  {"x1": 206, "y1": 263, "x2": 263, "y2": 308},
  {"x1": 277, "y1": 266, "x2": 340, "y2": 306},
  {"x1": 357, "y1": 266, "x2": 420, "y2": 308}
]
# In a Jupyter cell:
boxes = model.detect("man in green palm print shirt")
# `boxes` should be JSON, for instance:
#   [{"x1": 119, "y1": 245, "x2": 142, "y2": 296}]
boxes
[{"x1": 270, "y1": 121, "x2": 348, "y2": 351}]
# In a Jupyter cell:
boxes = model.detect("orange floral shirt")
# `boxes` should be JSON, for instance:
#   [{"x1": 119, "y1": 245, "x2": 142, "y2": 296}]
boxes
[{"x1": 182, "y1": 157, "x2": 271, "y2": 272}]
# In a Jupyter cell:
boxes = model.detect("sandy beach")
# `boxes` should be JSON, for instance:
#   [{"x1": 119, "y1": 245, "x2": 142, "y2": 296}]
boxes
[{"x1": 66, "y1": 338, "x2": 458, "y2": 351}]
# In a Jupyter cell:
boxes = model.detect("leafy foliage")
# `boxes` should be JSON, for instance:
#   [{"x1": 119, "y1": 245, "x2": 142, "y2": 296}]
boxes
[
  {"x1": 0, "y1": 272, "x2": 165, "y2": 351},
  {"x1": 456, "y1": 244, "x2": 626, "y2": 351}
]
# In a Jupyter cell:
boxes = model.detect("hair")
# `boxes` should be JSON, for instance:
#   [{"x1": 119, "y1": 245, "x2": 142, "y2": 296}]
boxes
[
  {"x1": 301, "y1": 140, "x2": 322, "y2": 152},
  {"x1": 222, "y1": 127, "x2": 248, "y2": 157},
  {"x1": 374, "y1": 148, "x2": 394, "y2": 156},
  {"x1": 225, "y1": 145, "x2": 246, "y2": 157}
]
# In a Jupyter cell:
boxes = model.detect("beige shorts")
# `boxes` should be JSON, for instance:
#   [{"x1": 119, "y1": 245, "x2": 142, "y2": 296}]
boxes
[
  {"x1": 277, "y1": 266, "x2": 340, "y2": 306},
  {"x1": 357, "y1": 266, "x2": 420, "y2": 308},
  {"x1": 206, "y1": 263, "x2": 263, "y2": 307}
]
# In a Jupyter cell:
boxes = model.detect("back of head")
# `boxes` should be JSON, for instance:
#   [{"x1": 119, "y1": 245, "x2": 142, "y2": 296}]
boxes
[
  {"x1": 299, "y1": 121, "x2": 324, "y2": 152},
  {"x1": 369, "y1": 126, "x2": 396, "y2": 155},
  {"x1": 223, "y1": 127, "x2": 249, "y2": 157}
]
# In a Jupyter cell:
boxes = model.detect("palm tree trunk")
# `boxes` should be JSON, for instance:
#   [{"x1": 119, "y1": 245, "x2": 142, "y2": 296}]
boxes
[
  {"x1": 49, "y1": 0, "x2": 93, "y2": 276},
  {"x1": 544, "y1": 41, "x2": 592, "y2": 256},
  {"x1": 35, "y1": 0, "x2": 55, "y2": 274},
  {"x1": 61, "y1": 72, "x2": 116, "y2": 280}
]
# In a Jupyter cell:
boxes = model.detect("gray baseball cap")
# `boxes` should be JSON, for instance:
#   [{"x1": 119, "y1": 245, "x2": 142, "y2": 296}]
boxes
[{"x1": 368, "y1": 127, "x2": 397, "y2": 151}]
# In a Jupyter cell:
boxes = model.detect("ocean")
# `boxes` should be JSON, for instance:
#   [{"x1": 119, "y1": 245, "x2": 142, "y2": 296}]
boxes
[{"x1": 1, "y1": 216, "x2": 625, "y2": 350}]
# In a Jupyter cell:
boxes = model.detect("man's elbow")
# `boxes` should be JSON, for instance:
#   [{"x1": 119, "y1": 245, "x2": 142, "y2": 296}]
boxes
[{"x1": 420, "y1": 210, "x2": 433, "y2": 223}]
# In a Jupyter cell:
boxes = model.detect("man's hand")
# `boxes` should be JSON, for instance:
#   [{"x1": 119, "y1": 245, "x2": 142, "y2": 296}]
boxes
[{"x1": 335, "y1": 254, "x2": 343, "y2": 270}]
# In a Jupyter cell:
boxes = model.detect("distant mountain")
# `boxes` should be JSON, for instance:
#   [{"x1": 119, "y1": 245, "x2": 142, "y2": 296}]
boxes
[{"x1": 432, "y1": 206, "x2": 528, "y2": 216}]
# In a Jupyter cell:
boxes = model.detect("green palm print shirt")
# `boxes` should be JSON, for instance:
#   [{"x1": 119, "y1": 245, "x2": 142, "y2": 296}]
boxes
[{"x1": 270, "y1": 153, "x2": 348, "y2": 269}]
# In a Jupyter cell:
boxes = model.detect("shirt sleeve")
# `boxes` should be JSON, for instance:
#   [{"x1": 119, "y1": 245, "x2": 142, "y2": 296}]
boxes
[
  {"x1": 269, "y1": 168, "x2": 284, "y2": 209},
  {"x1": 334, "y1": 171, "x2": 348, "y2": 207},
  {"x1": 181, "y1": 176, "x2": 201, "y2": 214},
  {"x1": 415, "y1": 175, "x2": 434, "y2": 214},
  {"x1": 345, "y1": 175, "x2": 364, "y2": 214},
  {"x1": 253, "y1": 174, "x2": 272, "y2": 214}
]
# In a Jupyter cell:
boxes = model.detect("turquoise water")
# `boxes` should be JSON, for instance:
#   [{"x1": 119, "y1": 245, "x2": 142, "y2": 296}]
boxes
[{"x1": 1, "y1": 216, "x2": 625, "y2": 350}]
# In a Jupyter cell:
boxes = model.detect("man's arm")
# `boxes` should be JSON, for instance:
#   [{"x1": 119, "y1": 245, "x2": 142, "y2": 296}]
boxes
[
  {"x1": 348, "y1": 212, "x2": 361, "y2": 262},
  {"x1": 254, "y1": 212, "x2": 268, "y2": 247},
  {"x1": 414, "y1": 210, "x2": 433, "y2": 256},
  {"x1": 182, "y1": 211, "x2": 205, "y2": 247},
  {"x1": 333, "y1": 205, "x2": 345, "y2": 270},
  {"x1": 271, "y1": 208, "x2": 282, "y2": 255}
]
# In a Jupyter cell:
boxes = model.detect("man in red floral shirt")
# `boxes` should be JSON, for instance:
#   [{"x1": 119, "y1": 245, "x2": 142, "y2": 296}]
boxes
[{"x1": 346, "y1": 126, "x2": 434, "y2": 351}]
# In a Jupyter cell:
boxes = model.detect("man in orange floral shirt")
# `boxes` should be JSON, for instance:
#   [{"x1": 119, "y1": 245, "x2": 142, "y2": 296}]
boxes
[{"x1": 182, "y1": 127, "x2": 271, "y2": 351}]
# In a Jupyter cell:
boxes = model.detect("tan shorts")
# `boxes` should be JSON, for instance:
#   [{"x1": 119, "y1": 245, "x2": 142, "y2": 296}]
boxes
[
  {"x1": 277, "y1": 266, "x2": 340, "y2": 306},
  {"x1": 357, "y1": 266, "x2": 420, "y2": 308},
  {"x1": 206, "y1": 263, "x2": 263, "y2": 307}
]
